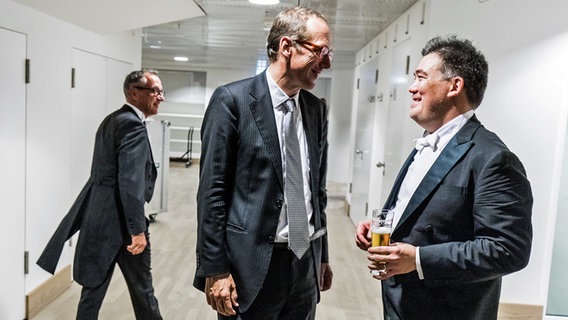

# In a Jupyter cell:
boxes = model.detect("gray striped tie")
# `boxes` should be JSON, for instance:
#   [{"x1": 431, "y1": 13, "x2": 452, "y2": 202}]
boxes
[{"x1": 283, "y1": 98, "x2": 310, "y2": 259}]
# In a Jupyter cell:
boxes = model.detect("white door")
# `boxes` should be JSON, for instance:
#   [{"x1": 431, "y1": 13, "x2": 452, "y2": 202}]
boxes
[
  {"x1": 71, "y1": 50, "x2": 108, "y2": 193},
  {"x1": 71, "y1": 50, "x2": 132, "y2": 194},
  {"x1": 367, "y1": 49, "x2": 393, "y2": 213},
  {"x1": 380, "y1": 39, "x2": 419, "y2": 204},
  {"x1": 0, "y1": 27, "x2": 27, "y2": 320},
  {"x1": 350, "y1": 57, "x2": 378, "y2": 224}
]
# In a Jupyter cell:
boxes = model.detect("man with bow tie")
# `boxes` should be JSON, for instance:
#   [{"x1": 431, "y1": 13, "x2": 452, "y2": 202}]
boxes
[{"x1": 355, "y1": 35, "x2": 533, "y2": 320}]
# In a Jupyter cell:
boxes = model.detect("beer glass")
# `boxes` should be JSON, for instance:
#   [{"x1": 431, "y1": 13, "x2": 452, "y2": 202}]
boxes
[
  {"x1": 371, "y1": 209, "x2": 393, "y2": 247},
  {"x1": 371, "y1": 208, "x2": 393, "y2": 275}
]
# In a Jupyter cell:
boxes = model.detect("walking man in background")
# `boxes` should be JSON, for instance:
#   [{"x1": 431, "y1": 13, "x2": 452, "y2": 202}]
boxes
[
  {"x1": 356, "y1": 35, "x2": 533, "y2": 320},
  {"x1": 194, "y1": 7, "x2": 333, "y2": 320},
  {"x1": 37, "y1": 70, "x2": 164, "y2": 320}
]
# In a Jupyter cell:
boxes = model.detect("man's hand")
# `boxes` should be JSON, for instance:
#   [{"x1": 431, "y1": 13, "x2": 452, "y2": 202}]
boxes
[
  {"x1": 355, "y1": 219, "x2": 372, "y2": 251},
  {"x1": 127, "y1": 232, "x2": 147, "y2": 255},
  {"x1": 320, "y1": 263, "x2": 333, "y2": 291},
  {"x1": 205, "y1": 273, "x2": 239, "y2": 316},
  {"x1": 367, "y1": 242, "x2": 417, "y2": 280}
]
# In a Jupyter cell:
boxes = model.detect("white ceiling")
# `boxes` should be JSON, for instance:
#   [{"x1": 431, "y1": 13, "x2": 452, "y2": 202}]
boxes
[
  {"x1": 142, "y1": 0, "x2": 419, "y2": 71},
  {"x1": 14, "y1": 0, "x2": 205, "y2": 34},
  {"x1": 14, "y1": 0, "x2": 418, "y2": 72}
]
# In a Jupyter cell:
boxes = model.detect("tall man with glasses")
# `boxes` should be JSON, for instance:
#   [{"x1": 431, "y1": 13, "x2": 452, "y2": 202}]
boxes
[
  {"x1": 38, "y1": 70, "x2": 164, "y2": 320},
  {"x1": 194, "y1": 7, "x2": 333, "y2": 320}
]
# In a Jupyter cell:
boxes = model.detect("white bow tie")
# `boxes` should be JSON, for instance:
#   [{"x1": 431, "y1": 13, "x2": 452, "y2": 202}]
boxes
[{"x1": 414, "y1": 133, "x2": 440, "y2": 151}]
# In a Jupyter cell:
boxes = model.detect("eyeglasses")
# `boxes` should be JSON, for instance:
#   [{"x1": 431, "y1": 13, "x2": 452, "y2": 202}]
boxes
[
  {"x1": 134, "y1": 86, "x2": 165, "y2": 97},
  {"x1": 294, "y1": 40, "x2": 334, "y2": 61}
]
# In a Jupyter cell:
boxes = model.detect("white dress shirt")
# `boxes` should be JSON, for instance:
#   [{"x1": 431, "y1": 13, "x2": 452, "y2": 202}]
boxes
[
  {"x1": 266, "y1": 69, "x2": 314, "y2": 243},
  {"x1": 392, "y1": 110, "x2": 474, "y2": 279}
]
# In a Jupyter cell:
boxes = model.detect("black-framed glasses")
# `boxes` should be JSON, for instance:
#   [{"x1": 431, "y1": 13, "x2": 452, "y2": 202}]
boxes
[
  {"x1": 134, "y1": 86, "x2": 165, "y2": 97},
  {"x1": 294, "y1": 40, "x2": 334, "y2": 61}
]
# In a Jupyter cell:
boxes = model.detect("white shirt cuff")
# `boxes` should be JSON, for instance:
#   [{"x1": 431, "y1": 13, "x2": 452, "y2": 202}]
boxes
[{"x1": 415, "y1": 246, "x2": 425, "y2": 280}]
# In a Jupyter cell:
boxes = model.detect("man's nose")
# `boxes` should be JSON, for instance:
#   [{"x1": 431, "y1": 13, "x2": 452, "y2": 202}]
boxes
[{"x1": 320, "y1": 56, "x2": 331, "y2": 69}]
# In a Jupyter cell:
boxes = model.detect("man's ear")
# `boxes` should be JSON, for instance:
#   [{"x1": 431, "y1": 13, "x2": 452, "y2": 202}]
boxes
[
  {"x1": 280, "y1": 36, "x2": 294, "y2": 58},
  {"x1": 447, "y1": 76, "x2": 464, "y2": 98}
]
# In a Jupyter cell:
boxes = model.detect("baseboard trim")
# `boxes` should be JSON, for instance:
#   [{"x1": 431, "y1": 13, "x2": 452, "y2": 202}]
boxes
[
  {"x1": 26, "y1": 264, "x2": 72, "y2": 319},
  {"x1": 499, "y1": 302, "x2": 543, "y2": 320}
]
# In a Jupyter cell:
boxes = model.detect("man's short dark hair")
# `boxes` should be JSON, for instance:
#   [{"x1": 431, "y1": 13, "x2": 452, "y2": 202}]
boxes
[
  {"x1": 266, "y1": 7, "x2": 327, "y2": 63},
  {"x1": 123, "y1": 69, "x2": 158, "y2": 97},
  {"x1": 422, "y1": 35, "x2": 488, "y2": 108}
]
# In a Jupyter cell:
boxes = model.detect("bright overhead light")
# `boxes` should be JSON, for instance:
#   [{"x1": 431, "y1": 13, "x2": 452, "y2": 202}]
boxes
[
  {"x1": 249, "y1": 0, "x2": 279, "y2": 5},
  {"x1": 173, "y1": 56, "x2": 189, "y2": 62}
]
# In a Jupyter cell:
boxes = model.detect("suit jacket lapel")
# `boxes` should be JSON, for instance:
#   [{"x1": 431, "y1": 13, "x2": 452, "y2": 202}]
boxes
[
  {"x1": 394, "y1": 117, "x2": 481, "y2": 232},
  {"x1": 299, "y1": 92, "x2": 318, "y2": 178},
  {"x1": 249, "y1": 72, "x2": 284, "y2": 187},
  {"x1": 299, "y1": 91, "x2": 325, "y2": 230}
]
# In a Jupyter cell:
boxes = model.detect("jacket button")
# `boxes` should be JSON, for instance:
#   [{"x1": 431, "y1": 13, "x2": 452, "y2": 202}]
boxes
[
  {"x1": 275, "y1": 200, "x2": 282, "y2": 209},
  {"x1": 268, "y1": 236, "x2": 275, "y2": 244}
]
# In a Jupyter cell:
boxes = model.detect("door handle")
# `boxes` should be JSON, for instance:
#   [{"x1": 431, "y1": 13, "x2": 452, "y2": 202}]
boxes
[
  {"x1": 376, "y1": 161, "x2": 386, "y2": 176},
  {"x1": 355, "y1": 149, "x2": 364, "y2": 160}
]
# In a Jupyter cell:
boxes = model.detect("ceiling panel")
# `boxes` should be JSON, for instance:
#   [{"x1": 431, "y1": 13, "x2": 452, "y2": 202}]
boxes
[
  {"x1": 13, "y1": 0, "x2": 205, "y2": 34},
  {"x1": 142, "y1": 0, "x2": 419, "y2": 71}
]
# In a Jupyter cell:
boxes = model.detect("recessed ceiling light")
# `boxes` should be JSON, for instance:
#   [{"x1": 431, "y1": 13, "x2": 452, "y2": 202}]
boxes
[
  {"x1": 174, "y1": 56, "x2": 189, "y2": 62},
  {"x1": 249, "y1": 0, "x2": 279, "y2": 5},
  {"x1": 149, "y1": 45, "x2": 161, "y2": 49}
]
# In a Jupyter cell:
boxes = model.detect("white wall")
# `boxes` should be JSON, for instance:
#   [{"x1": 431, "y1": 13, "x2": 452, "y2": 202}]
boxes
[
  {"x1": 328, "y1": 68, "x2": 355, "y2": 184},
  {"x1": 1, "y1": 0, "x2": 142, "y2": 295}
]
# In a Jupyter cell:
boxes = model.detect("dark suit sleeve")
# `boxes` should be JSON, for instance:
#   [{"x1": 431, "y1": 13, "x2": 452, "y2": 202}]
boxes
[
  {"x1": 319, "y1": 107, "x2": 330, "y2": 263},
  {"x1": 419, "y1": 148, "x2": 533, "y2": 285},
  {"x1": 116, "y1": 118, "x2": 150, "y2": 236},
  {"x1": 195, "y1": 86, "x2": 237, "y2": 278}
]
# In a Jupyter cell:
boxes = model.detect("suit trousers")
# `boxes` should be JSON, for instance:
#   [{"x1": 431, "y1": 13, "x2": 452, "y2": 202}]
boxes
[
  {"x1": 76, "y1": 231, "x2": 162, "y2": 320},
  {"x1": 219, "y1": 245, "x2": 318, "y2": 320}
]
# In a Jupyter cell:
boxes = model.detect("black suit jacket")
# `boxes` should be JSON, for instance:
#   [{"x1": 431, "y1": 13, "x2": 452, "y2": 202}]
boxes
[
  {"x1": 193, "y1": 71, "x2": 329, "y2": 312},
  {"x1": 37, "y1": 105, "x2": 157, "y2": 288},
  {"x1": 381, "y1": 116, "x2": 533, "y2": 320}
]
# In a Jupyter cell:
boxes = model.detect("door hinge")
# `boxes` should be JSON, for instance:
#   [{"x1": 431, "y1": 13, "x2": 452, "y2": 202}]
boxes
[
  {"x1": 71, "y1": 68, "x2": 76, "y2": 88},
  {"x1": 25, "y1": 59, "x2": 30, "y2": 84},
  {"x1": 375, "y1": 69, "x2": 379, "y2": 84},
  {"x1": 349, "y1": 182, "x2": 352, "y2": 193},
  {"x1": 24, "y1": 251, "x2": 29, "y2": 274}
]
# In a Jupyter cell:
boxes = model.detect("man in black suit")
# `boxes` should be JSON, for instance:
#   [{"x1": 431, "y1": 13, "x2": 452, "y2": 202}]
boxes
[
  {"x1": 194, "y1": 7, "x2": 333, "y2": 320},
  {"x1": 355, "y1": 35, "x2": 533, "y2": 320},
  {"x1": 37, "y1": 70, "x2": 163, "y2": 320}
]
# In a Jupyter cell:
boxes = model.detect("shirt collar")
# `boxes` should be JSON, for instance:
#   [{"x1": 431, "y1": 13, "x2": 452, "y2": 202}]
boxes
[
  {"x1": 431, "y1": 109, "x2": 474, "y2": 139},
  {"x1": 125, "y1": 102, "x2": 145, "y2": 121},
  {"x1": 266, "y1": 68, "x2": 300, "y2": 110}
]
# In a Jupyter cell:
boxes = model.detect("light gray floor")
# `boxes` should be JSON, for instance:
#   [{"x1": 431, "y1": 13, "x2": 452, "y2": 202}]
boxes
[
  {"x1": 32, "y1": 162, "x2": 382, "y2": 320},
  {"x1": 32, "y1": 162, "x2": 540, "y2": 320}
]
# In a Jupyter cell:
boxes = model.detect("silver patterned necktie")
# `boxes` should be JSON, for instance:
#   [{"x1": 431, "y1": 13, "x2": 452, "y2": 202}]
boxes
[{"x1": 283, "y1": 98, "x2": 310, "y2": 259}]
